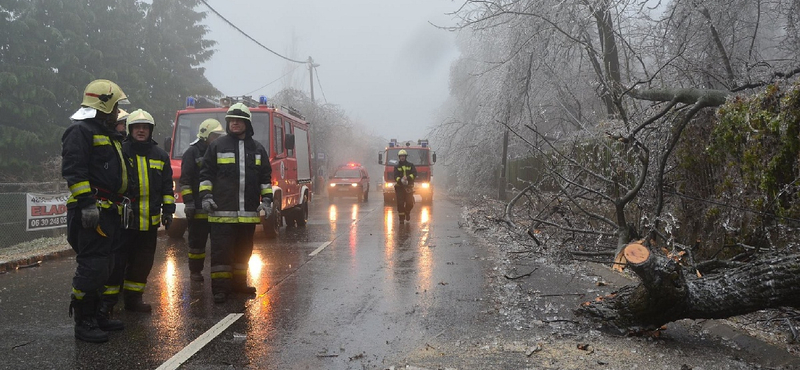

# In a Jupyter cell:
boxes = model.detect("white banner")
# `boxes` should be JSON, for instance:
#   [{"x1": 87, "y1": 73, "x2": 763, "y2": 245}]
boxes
[{"x1": 26, "y1": 192, "x2": 70, "y2": 231}]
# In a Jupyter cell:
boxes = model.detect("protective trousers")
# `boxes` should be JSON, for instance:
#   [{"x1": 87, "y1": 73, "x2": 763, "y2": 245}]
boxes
[
  {"x1": 187, "y1": 217, "x2": 210, "y2": 273},
  {"x1": 209, "y1": 223, "x2": 255, "y2": 294},
  {"x1": 102, "y1": 228, "x2": 158, "y2": 304},
  {"x1": 394, "y1": 185, "x2": 414, "y2": 219},
  {"x1": 67, "y1": 207, "x2": 122, "y2": 302}
]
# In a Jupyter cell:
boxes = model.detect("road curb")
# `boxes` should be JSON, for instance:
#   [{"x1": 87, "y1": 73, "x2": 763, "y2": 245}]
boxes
[{"x1": 0, "y1": 248, "x2": 75, "y2": 274}]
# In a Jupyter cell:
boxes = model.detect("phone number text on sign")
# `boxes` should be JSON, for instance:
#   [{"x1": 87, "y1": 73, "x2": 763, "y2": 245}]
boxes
[{"x1": 26, "y1": 192, "x2": 70, "y2": 231}]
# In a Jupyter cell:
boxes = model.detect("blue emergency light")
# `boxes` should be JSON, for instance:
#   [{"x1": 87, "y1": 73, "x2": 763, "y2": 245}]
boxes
[
  {"x1": 389, "y1": 139, "x2": 397, "y2": 147},
  {"x1": 259, "y1": 95, "x2": 268, "y2": 105},
  {"x1": 186, "y1": 96, "x2": 196, "y2": 108},
  {"x1": 418, "y1": 139, "x2": 428, "y2": 148}
]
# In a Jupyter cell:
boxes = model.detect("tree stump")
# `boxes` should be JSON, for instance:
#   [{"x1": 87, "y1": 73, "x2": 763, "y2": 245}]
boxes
[{"x1": 578, "y1": 243, "x2": 800, "y2": 332}]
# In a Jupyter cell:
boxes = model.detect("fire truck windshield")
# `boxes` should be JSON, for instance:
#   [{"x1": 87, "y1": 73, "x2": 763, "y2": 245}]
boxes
[
  {"x1": 171, "y1": 112, "x2": 271, "y2": 159},
  {"x1": 386, "y1": 148, "x2": 429, "y2": 166}
]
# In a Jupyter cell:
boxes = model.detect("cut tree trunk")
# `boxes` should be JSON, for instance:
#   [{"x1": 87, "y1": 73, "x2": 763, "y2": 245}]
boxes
[{"x1": 577, "y1": 243, "x2": 800, "y2": 332}]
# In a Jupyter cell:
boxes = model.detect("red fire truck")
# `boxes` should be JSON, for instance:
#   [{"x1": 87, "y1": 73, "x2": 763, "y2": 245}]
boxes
[
  {"x1": 378, "y1": 139, "x2": 436, "y2": 204},
  {"x1": 165, "y1": 96, "x2": 313, "y2": 239}
]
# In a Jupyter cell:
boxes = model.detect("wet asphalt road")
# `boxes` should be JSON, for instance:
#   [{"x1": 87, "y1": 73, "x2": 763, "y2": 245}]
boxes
[{"x1": 0, "y1": 194, "x2": 490, "y2": 370}]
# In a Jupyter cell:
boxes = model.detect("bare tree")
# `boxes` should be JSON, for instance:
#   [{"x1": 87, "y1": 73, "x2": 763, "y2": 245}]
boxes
[{"x1": 437, "y1": 0, "x2": 800, "y2": 330}]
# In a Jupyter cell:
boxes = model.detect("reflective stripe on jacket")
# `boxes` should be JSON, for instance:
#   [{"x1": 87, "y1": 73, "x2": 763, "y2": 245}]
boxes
[
  {"x1": 180, "y1": 140, "x2": 209, "y2": 218},
  {"x1": 393, "y1": 160, "x2": 417, "y2": 186},
  {"x1": 123, "y1": 140, "x2": 175, "y2": 230},
  {"x1": 62, "y1": 118, "x2": 129, "y2": 209},
  {"x1": 198, "y1": 135, "x2": 272, "y2": 224}
]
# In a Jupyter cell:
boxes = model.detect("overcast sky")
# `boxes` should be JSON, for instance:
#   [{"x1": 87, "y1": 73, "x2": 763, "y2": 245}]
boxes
[{"x1": 199, "y1": 0, "x2": 461, "y2": 141}]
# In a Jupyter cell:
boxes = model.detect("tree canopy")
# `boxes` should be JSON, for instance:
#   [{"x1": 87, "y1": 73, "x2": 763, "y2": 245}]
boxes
[{"x1": 0, "y1": 0, "x2": 219, "y2": 180}]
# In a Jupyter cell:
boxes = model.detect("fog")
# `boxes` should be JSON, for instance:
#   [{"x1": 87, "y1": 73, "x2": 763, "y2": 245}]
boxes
[{"x1": 200, "y1": 0, "x2": 460, "y2": 141}]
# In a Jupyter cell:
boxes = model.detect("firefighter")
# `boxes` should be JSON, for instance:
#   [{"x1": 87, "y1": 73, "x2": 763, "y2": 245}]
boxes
[
  {"x1": 181, "y1": 118, "x2": 225, "y2": 282},
  {"x1": 115, "y1": 109, "x2": 129, "y2": 135},
  {"x1": 103, "y1": 109, "x2": 175, "y2": 314},
  {"x1": 200, "y1": 103, "x2": 273, "y2": 304},
  {"x1": 394, "y1": 149, "x2": 417, "y2": 224},
  {"x1": 62, "y1": 79, "x2": 130, "y2": 343}
]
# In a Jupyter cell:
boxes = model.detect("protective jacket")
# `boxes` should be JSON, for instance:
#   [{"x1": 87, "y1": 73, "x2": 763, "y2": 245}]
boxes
[
  {"x1": 62, "y1": 118, "x2": 130, "y2": 209},
  {"x1": 199, "y1": 134, "x2": 272, "y2": 224},
  {"x1": 179, "y1": 139, "x2": 209, "y2": 219},
  {"x1": 393, "y1": 160, "x2": 417, "y2": 187},
  {"x1": 122, "y1": 139, "x2": 175, "y2": 230}
]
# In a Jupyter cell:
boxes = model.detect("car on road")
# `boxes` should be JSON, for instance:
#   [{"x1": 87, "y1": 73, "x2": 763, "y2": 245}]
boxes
[{"x1": 328, "y1": 162, "x2": 370, "y2": 202}]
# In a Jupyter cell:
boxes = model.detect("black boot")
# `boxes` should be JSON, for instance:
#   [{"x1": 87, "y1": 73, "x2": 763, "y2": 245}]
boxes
[
  {"x1": 69, "y1": 295, "x2": 108, "y2": 343},
  {"x1": 97, "y1": 299, "x2": 124, "y2": 331},
  {"x1": 123, "y1": 290, "x2": 152, "y2": 313},
  {"x1": 232, "y1": 276, "x2": 256, "y2": 295}
]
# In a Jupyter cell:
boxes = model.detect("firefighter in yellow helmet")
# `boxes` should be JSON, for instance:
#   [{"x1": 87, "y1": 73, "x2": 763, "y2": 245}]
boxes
[
  {"x1": 101, "y1": 109, "x2": 175, "y2": 316},
  {"x1": 180, "y1": 118, "x2": 225, "y2": 282},
  {"x1": 62, "y1": 79, "x2": 131, "y2": 342},
  {"x1": 199, "y1": 103, "x2": 273, "y2": 303},
  {"x1": 393, "y1": 149, "x2": 417, "y2": 224},
  {"x1": 115, "y1": 109, "x2": 129, "y2": 135}
]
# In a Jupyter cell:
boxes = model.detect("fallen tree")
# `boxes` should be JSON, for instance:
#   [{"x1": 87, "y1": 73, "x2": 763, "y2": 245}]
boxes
[{"x1": 577, "y1": 243, "x2": 800, "y2": 332}]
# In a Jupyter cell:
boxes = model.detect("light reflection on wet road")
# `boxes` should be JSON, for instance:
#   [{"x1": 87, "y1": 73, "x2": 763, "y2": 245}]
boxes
[{"x1": 0, "y1": 195, "x2": 489, "y2": 370}]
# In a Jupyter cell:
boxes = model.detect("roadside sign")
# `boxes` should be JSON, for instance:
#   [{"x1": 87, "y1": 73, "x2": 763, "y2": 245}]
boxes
[{"x1": 26, "y1": 192, "x2": 69, "y2": 231}]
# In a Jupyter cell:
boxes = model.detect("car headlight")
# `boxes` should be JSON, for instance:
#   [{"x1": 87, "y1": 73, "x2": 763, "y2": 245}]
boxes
[
  {"x1": 329, "y1": 183, "x2": 336, "y2": 187},
  {"x1": 420, "y1": 182, "x2": 430, "y2": 189},
  {"x1": 351, "y1": 183, "x2": 358, "y2": 187}
]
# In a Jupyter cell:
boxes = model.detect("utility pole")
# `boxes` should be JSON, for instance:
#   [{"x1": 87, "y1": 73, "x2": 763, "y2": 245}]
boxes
[
  {"x1": 308, "y1": 56, "x2": 318, "y2": 103},
  {"x1": 307, "y1": 56, "x2": 321, "y2": 194}
]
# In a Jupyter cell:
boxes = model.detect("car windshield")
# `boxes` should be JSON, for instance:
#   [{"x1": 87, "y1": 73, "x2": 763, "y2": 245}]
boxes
[{"x1": 334, "y1": 169, "x2": 361, "y2": 178}]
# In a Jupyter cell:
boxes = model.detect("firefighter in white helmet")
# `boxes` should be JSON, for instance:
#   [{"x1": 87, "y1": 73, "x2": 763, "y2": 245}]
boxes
[
  {"x1": 394, "y1": 149, "x2": 417, "y2": 224},
  {"x1": 102, "y1": 109, "x2": 175, "y2": 316},
  {"x1": 62, "y1": 79, "x2": 131, "y2": 343},
  {"x1": 199, "y1": 103, "x2": 273, "y2": 304},
  {"x1": 181, "y1": 118, "x2": 225, "y2": 282}
]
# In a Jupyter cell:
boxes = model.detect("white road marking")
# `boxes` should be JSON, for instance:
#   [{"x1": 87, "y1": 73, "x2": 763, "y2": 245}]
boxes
[
  {"x1": 156, "y1": 313, "x2": 244, "y2": 370},
  {"x1": 309, "y1": 241, "x2": 332, "y2": 256}
]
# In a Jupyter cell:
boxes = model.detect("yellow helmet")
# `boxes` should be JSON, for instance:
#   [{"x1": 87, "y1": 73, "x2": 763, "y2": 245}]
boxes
[
  {"x1": 125, "y1": 109, "x2": 155, "y2": 132},
  {"x1": 197, "y1": 118, "x2": 224, "y2": 140},
  {"x1": 116, "y1": 108, "x2": 130, "y2": 123},
  {"x1": 81, "y1": 79, "x2": 129, "y2": 114},
  {"x1": 225, "y1": 103, "x2": 251, "y2": 122},
  {"x1": 398, "y1": 149, "x2": 408, "y2": 156}
]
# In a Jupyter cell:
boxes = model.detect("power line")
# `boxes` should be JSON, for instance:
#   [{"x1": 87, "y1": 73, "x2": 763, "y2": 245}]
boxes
[
  {"x1": 199, "y1": 0, "x2": 306, "y2": 64},
  {"x1": 243, "y1": 63, "x2": 303, "y2": 96}
]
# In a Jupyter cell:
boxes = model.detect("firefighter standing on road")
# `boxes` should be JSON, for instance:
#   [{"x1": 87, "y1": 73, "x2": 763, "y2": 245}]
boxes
[
  {"x1": 200, "y1": 103, "x2": 273, "y2": 304},
  {"x1": 102, "y1": 109, "x2": 175, "y2": 314},
  {"x1": 181, "y1": 119, "x2": 224, "y2": 282},
  {"x1": 394, "y1": 149, "x2": 417, "y2": 224},
  {"x1": 62, "y1": 79, "x2": 130, "y2": 343}
]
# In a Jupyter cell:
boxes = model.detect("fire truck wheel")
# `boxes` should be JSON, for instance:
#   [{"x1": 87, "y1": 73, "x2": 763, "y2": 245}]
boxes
[
  {"x1": 166, "y1": 218, "x2": 187, "y2": 239},
  {"x1": 297, "y1": 193, "x2": 309, "y2": 227},
  {"x1": 262, "y1": 203, "x2": 280, "y2": 239}
]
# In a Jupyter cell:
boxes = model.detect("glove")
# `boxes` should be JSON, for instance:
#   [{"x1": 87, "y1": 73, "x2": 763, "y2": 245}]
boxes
[
  {"x1": 184, "y1": 203, "x2": 196, "y2": 219},
  {"x1": 162, "y1": 213, "x2": 173, "y2": 230},
  {"x1": 257, "y1": 198, "x2": 273, "y2": 219},
  {"x1": 81, "y1": 204, "x2": 99, "y2": 229},
  {"x1": 401, "y1": 177, "x2": 408, "y2": 186},
  {"x1": 202, "y1": 194, "x2": 217, "y2": 213}
]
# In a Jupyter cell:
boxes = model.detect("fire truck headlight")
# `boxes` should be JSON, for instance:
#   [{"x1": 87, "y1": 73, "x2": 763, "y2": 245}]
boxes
[
  {"x1": 329, "y1": 183, "x2": 336, "y2": 187},
  {"x1": 420, "y1": 182, "x2": 430, "y2": 189},
  {"x1": 351, "y1": 183, "x2": 358, "y2": 187}
]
